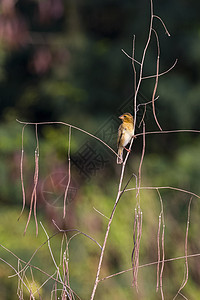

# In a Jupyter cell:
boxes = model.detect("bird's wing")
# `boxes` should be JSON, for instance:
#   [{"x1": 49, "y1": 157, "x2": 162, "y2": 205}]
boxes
[{"x1": 117, "y1": 124, "x2": 123, "y2": 148}]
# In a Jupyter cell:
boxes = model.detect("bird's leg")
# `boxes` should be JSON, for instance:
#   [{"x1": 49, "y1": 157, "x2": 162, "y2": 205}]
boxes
[{"x1": 123, "y1": 146, "x2": 131, "y2": 153}]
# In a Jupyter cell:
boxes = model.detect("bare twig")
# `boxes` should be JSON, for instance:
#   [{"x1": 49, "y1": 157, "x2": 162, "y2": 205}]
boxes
[
  {"x1": 125, "y1": 186, "x2": 200, "y2": 199},
  {"x1": 142, "y1": 59, "x2": 177, "y2": 79},
  {"x1": 121, "y1": 48, "x2": 141, "y2": 65},
  {"x1": 18, "y1": 124, "x2": 27, "y2": 221},
  {"x1": 135, "y1": 129, "x2": 200, "y2": 138},
  {"x1": 93, "y1": 207, "x2": 109, "y2": 220},
  {"x1": 23, "y1": 125, "x2": 39, "y2": 236},
  {"x1": 99, "y1": 252, "x2": 200, "y2": 282},
  {"x1": 16, "y1": 119, "x2": 119, "y2": 158},
  {"x1": 173, "y1": 197, "x2": 192, "y2": 300},
  {"x1": 157, "y1": 190, "x2": 165, "y2": 300},
  {"x1": 151, "y1": 28, "x2": 162, "y2": 130},
  {"x1": 156, "y1": 214, "x2": 161, "y2": 292},
  {"x1": 153, "y1": 15, "x2": 171, "y2": 36},
  {"x1": 136, "y1": 121, "x2": 146, "y2": 198},
  {"x1": 63, "y1": 126, "x2": 72, "y2": 218}
]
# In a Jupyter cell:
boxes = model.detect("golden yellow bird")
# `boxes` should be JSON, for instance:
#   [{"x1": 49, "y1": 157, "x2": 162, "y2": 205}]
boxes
[{"x1": 117, "y1": 112, "x2": 134, "y2": 164}]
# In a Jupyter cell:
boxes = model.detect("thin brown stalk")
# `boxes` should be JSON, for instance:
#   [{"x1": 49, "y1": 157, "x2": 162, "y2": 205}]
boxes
[
  {"x1": 63, "y1": 126, "x2": 71, "y2": 218},
  {"x1": 24, "y1": 125, "x2": 39, "y2": 236},
  {"x1": 40, "y1": 222, "x2": 61, "y2": 281},
  {"x1": 64, "y1": 233, "x2": 73, "y2": 300},
  {"x1": 156, "y1": 215, "x2": 161, "y2": 292},
  {"x1": 142, "y1": 59, "x2": 177, "y2": 79},
  {"x1": 135, "y1": 129, "x2": 200, "y2": 138},
  {"x1": 17, "y1": 260, "x2": 24, "y2": 300},
  {"x1": 33, "y1": 152, "x2": 39, "y2": 236},
  {"x1": 121, "y1": 48, "x2": 141, "y2": 65},
  {"x1": 93, "y1": 207, "x2": 109, "y2": 220},
  {"x1": 138, "y1": 105, "x2": 147, "y2": 128},
  {"x1": 133, "y1": 210, "x2": 143, "y2": 291},
  {"x1": 62, "y1": 251, "x2": 67, "y2": 300},
  {"x1": 18, "y1": 124, "x2": 27, "y2": 221},
  {"x1": 178, "y1": 292, "x2": 189, "y2": 300},
  {"x1": 132, "y1": 211, "x2": 138, "y2": 287},
  {"x1": 99, "y1": 253, "x2": 200, "y2": 282},
  {"x1": 156, "y1": 190, "x2": 165, "y2": 299},
  {"x1": 151, "y1": 28, "x2": 162, "y2": 131},
  {"x1": 125, "y1": 186, "x2": 200, "y2": 199},
  {"x1": 16, "y1": 119, "x2": 119, "y2": 158},
  {"x1": 160, "y1": 224, "x2": 165, "y2": 300},
  {"x1": 132, "y1": 35, "x2": 137, "y2": 116},
  {"x1": 173, "y1": 197, "x2": 192, "y2": 300},
  {"x1": 55, "y1": 270, "x2": 59, "y2": 300},
  {"x1": 153, "y1": 15, "x2": 171, "y2": 36},
  {"x1": 136, "y1": 121, "x2": 146, "y2": 199}
]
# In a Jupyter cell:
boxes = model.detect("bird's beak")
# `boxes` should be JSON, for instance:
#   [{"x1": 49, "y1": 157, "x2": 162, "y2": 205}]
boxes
[{"x1": 119, "y1": 115, "x2": 123, "y2": 120}]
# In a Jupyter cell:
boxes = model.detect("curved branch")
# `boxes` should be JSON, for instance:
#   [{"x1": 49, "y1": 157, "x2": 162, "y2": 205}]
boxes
[
  {"x1": 16, "y1": 119, "x2": 119, "y2": 158},
  {"x1": 142, "y1": 59, "x2": 178, "y2": 80}
]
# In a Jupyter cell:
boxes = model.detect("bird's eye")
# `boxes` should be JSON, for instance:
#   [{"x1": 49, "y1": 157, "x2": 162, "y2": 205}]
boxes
[{"x1": 124, "y1": 115, "x2": 126, "y2": 118}]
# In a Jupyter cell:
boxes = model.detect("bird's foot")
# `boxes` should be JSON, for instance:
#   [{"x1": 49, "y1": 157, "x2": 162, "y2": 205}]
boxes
[{"x1": 123, "y1": 146, "x2": 131, "y2": 153}]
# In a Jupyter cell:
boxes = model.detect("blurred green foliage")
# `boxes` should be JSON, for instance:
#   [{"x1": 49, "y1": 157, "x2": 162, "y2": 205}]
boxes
[{"x1": 0, "y1": 0, "x2": 200, "y2": 299}]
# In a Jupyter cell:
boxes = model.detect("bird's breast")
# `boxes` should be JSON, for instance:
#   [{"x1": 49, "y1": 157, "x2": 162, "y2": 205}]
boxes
[{"x1": 122, "y1": 127, "x2": 134, "y2": 146}]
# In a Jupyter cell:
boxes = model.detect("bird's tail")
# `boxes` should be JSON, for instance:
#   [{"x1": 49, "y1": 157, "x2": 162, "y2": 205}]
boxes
[{"x1": 117, "y1": 147, "x2": 123, "y2": 164}]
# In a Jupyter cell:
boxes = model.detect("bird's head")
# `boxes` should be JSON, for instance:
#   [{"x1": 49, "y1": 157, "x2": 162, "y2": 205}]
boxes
[{"x1": 119, "y1": 113, "x2": 133, "y2": 123}]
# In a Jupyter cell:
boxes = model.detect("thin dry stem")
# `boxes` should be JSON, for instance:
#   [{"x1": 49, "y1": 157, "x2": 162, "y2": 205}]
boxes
[
  {"x1": 136, "y1": 121, "x2": 146, "y2": 199},
  {"x1": 93, "y1": 207, "x2": 109, "y2": 220},
  {"x1": 63, "y1": 126, "x2": 72, "y2": 218},
  {"x1": 133, "y1": 210, "x2": 143, "y2": 290},
  {"x1": 173, "y1": 197, "x2": 192, "y2": 300},
  {"x1": 132, "y1": 210, "x2": 138, "y2": 287},
  {"x1": 132, "y1": 35, "x2": 137, "y2": 117},
  {"x1": 135, "y1": 129, "x2": 200, "y2": 138},
  {"x1": 142, "y1": 59, "x2": 177, "y2": 79},
  {"x1": 156, "y1": 190, "x2": 165, "y2": 299},
  {"x1": 24, "y1": 125, "x2": 39, "y2": 236},
  {"x1": 151, "y1": 28, "x2": 162, "y2": 131},
  {"x1": 121, "y1": 48, "x2": 141, "y2": 65},
  {"x1": 40, "y1": 222, "x2": 62, "y2": 284},
  {"x1": 18, "y1": 124, "x2": 27, "y2": 221},
  {"x1": 99, "y1": 252, "x2": 200, "y2": 282},
  {"x1": 153, "y1": 15, "x2": 171, "y2": 36},
  {"x1": 125, "y1": 186, "x2": 200, "y2": 199},
  {"x1": 16, "y1": 119, "x2": 119, "y2": 158},
  {"x1": 178, "y1": 292, "x2": 189, "y2": 300},
  {"x1": 160, "y1": 224, "x2": 165, "y2": 300},
  {"x1": 156, "y1": 215, "x2": 161, "y2": 292}
]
